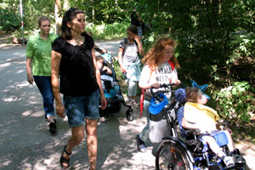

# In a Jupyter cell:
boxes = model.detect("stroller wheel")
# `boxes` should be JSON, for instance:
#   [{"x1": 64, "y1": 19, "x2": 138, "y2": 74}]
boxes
[{"x1": 126, "y1": 109, "x2": 133, "y2": 121}]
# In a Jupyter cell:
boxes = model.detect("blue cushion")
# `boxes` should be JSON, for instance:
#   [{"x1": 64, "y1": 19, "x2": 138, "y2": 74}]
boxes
[
  {"x1": 104, "y1": 89, "x2": 116, "y2": 98},
  {"x1": 211, "y1": 131, "x2": 229, "y2": 147}
]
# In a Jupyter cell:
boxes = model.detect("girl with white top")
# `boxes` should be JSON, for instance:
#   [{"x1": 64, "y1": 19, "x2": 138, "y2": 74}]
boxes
[{"x1": 136, "y1": 37, "x2": 181, "y2": 152}]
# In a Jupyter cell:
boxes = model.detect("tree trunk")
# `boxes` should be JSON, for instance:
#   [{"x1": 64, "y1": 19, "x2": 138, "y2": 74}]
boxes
[
  {"x1": 63, "y1": 0, "x2": 69, "y2": 11},
  {"x1": 55, "y1": 0, "x2": 62, "y2": 36},
  {"x1": 90, "y1": 0, "x2": 94, "y2": 22}
]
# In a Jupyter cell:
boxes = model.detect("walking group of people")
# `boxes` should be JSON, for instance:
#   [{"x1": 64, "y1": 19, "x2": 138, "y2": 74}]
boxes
[
  {"x1": 26, "y1": 8, "x2": 106, "y2": 169},
  {"x1": 25, "y1": 7, "x2": 238, "y2": 169}
]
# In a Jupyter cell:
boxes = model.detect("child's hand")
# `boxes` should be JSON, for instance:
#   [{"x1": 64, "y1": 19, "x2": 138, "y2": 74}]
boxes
[
  {"x1": 134, "y1": 35, "x2": 140, "y2": 42},
  {"x1": 101, "y1": 48, "x2": 107, "y2": 54},
  {"x1": 121, "y1": 67, "x2": 126, "y2": 73},
  {"x1": 171, "y1": 79, "x2": 181, "y2": 86}
]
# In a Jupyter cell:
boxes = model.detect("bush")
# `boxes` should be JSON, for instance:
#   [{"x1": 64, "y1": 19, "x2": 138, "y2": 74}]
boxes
[
  {"x1": 86, "y1": 22, "x2": 130, "y2": 40},
  {"x1": 0, "y1": 8, "x2": 21, "y2": 32},
  {"x1": 214, "y1": 81, "x2": 255, "y2": 123}
]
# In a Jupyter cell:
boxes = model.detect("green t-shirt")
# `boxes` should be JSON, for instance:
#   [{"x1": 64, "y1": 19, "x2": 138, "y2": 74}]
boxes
[{"x1": 26, "y1": 33, "x2": 58, "y2": 76}]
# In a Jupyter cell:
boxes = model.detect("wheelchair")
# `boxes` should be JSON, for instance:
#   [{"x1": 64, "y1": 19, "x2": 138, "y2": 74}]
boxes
[{"x1": 150, "y1": 87, "x2": 246, "y2": 170}]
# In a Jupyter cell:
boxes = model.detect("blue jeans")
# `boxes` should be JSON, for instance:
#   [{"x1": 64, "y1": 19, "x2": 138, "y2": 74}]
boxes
[
  {"x1": 139, "y1": 100, "x2": 150, "y2": 142},
  {"x1": 33, "y1": 76, "x2": 54, "y2": 118},
  {"x1": 128, "y1": 80, "x2": 138, "y2": 97},
  {"x1": 64, "y1": 89, "x2": 100, "y2": 127}
]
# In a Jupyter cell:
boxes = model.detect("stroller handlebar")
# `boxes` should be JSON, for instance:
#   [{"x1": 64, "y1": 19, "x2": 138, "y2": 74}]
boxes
[{"x1": 150, "y1": 83, "x2": 176, "y2": 98}]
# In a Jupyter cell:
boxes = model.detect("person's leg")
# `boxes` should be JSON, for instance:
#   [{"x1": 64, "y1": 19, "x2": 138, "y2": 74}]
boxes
[
  {"x1": 202, "y1": 135, "x2": 235, "y2": 167},
  {"x1": 128, "y1": 80, "x2": 138, "y2": 105},
  {"x1": 202, "y1": 136, "x2": 225, "y2": 157},
  {"x1": 61, "y1": 126, "x2": 85, "y2": 167},
  {"x1": 136, "y1": 100, "x2": 150, "y2": 152},
  {"x1": 84, "y1": 89, "x2": 100, "y2": 170},
  {"x1": 33, "y1": 76, "x2": 54, "y2": 122},
  {"x1": 128, "y1": 80, "x2": 136, "y2": 96},
  {"x1": 86, "y1": 119, "x2": 98, "y2": 170},
  {"x1": 139, "y1": 100, "x2": 150, "y2": 141},
  {"x1": 61, "y1": 95, "x2": 86, "y2": 167}
]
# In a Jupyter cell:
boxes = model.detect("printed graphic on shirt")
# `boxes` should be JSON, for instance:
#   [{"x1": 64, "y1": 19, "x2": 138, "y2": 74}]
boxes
[
  {"x1": 123, "y1": 43, "x2": 139, "y2": 64},
  {"x1": 155, "y1": 64, "x2": 173, "y2": 84}
]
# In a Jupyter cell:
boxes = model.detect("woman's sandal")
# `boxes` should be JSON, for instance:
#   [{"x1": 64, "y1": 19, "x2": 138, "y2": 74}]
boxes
[{"x1": 60, "y1": 145, "x2": 72, "y2": 167}]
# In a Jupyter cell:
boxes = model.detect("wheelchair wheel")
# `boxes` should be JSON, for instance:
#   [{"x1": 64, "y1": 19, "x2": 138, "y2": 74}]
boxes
[{"x1": 156, "y1": 140, "x2": 193, "y2": 170}]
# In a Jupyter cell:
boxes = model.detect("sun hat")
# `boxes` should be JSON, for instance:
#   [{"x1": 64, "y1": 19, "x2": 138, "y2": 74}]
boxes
[
  {"x1": 191, "y1": 80, "x2": 210, "y2": 99},
  {"x1": 149, "y1": 93, "x2": 168, "y2": 115}
]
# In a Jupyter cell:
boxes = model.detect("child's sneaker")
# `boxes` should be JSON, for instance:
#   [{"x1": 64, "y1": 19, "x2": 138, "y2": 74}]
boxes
[
  {"x1": 132, "y1": 100, "x2": 139, "y2": 108},
  {"x1": 126, "y1": 98, "x2": 132, "y2": 106},
  {"x1": 136, "y1": 135, "x2": 146, "y2": 152},
  {"x1": 222, "y1": 156, "x2": 235, "y2": 168}
]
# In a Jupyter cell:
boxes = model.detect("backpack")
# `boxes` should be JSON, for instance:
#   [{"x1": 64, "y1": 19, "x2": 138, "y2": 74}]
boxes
[{"x1": 122, "y1": 38, "x2": 139, "y2": 57}]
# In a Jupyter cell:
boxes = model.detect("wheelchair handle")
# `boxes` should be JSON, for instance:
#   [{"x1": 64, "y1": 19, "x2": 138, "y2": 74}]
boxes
[{"x1": 150, "y1": 83, "x2": 175, "y2": 98}]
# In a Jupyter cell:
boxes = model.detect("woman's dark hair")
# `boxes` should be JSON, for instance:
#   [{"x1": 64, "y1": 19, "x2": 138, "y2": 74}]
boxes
[
  {"x1": 61, "y1": 8, "x2": 84, "y2": 40},
  {"x1": 127, "y1": 25, "x2": 138, "y2": 35},
  {"x1": 38, "y1": 16, "x2": 50, "y2": 27}
]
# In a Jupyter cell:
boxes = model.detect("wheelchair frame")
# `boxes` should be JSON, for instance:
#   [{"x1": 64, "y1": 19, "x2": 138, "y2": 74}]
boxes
[{"x1": 152, "y1": 85, "x2": 246, "y2": 170}]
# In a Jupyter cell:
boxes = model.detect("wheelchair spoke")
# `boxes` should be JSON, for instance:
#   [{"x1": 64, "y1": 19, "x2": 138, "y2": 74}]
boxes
[{"x1": 156, "y1": 140, "x2": 192, "y2": 170}]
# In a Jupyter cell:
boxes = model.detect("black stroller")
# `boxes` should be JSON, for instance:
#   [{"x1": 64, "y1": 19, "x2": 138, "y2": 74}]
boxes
[{"x1": 98, "y1": 53, "x2": 134, "y2": 121}]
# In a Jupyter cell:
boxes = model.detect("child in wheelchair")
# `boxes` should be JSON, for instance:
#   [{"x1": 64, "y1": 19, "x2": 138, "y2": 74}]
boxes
[{"x1": 182, "y1": 87, "x2": 241, "y2": 168}]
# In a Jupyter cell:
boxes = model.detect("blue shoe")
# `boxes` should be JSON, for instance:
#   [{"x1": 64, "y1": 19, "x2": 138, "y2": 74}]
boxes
[{"x1": 136, "y1": 135, "x2": 146, "y2": 152}]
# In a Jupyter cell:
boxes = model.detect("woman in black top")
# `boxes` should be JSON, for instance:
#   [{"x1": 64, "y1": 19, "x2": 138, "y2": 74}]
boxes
[
  {"x1": 131, "y1": 8, "x2": 143, "y2": 39},
  {"x1": 51, "y1": 8, "x2": 107, "y2": 169}
]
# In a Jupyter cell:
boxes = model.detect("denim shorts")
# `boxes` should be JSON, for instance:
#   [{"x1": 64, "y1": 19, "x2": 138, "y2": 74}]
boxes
[{"x1": 64, "y1": 89, "x2": 100, "y2": 127}]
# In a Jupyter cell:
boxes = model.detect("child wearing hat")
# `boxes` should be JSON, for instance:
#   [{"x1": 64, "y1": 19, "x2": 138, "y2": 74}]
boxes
[{"x1": 182, "y1": 87, "x2": 236, "y2": 168}]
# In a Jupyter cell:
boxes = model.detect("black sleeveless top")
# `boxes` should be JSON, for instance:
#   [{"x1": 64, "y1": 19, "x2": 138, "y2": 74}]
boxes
[{"x1": 52, "y1": 32, "x2": 99, "y2": 96}]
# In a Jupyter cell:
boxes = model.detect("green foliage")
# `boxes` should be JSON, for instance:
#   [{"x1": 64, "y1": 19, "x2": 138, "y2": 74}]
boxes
[
  {"x1": 112, "y1": 58, "x2": 124, "y2": 80},
  {"x1": 0, "y1": 7, "x2": 21, "y2": 32},
  {"x1": 137, "y1": 0, "x2": 254, "y2": 124},
  {"x1": 214, "y1": 81, "x2": 254, "y2": 123},
  {"x1": 86, "y1": 22, "x2": 129, "y2": 40},
  {"x1": 226, "y1": 31, "x2": 255, "y2": 84},
  {"x1": 69, "y1": 0, "x2": 130, "y2": 24},
  {"x1": 22, "y1": 0, "x2": 55, "y2": 31}
]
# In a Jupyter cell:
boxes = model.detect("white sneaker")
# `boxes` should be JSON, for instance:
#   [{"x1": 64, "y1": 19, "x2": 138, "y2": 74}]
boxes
[
  {"x1": 223, "y1": 156, "x2": 235, "y2": 168},
  {"x1": 125, "y1": 98, "x2": 132, "y2": 106},
  {"x1": 132, "y1": 100, "x2": 139, "y2": 108}
]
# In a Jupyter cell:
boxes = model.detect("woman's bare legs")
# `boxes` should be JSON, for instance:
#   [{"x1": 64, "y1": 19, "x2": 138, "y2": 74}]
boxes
[
  {"x1": 86, "y1": 119, "x2": 98, "y2": 170},
  {"x1": 61, "y1": 119, "x2": 98, "y2": 169},
  {"x1": 62, "y1": 125, "x2": 85, "y2": 167}
]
